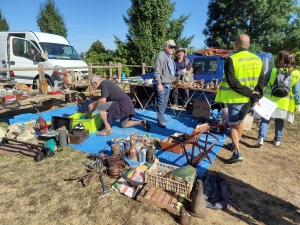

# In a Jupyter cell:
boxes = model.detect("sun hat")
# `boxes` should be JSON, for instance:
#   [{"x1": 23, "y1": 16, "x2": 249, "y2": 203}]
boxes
[{"x1": 175, "y1": 47, "x2": 187, "y2": 55}]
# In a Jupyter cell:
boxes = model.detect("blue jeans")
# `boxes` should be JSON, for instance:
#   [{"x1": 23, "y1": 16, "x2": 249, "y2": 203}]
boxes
[
  {"x1": 258, "y1": 118, "x2": 284, "y2": 142},
  {"x1": 153, "y1": 84, "x2": 171, "y2": 124}
]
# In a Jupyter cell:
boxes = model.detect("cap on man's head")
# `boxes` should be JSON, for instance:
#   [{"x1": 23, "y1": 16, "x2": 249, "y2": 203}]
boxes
[
  {"x1": 175, "y1": 47, "x2": 187, "y2": 55},
  {"x1": 165, "y1": 39, "x2": 176, "y2": 47}
]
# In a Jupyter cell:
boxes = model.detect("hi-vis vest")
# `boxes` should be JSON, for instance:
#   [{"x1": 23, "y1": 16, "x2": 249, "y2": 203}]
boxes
[
  {"x1": 264, "y1": 67, "x2": 300, "y2": 112},
  {"x1": 215, "y1": 51, "x2": 262, "y2": 103}
]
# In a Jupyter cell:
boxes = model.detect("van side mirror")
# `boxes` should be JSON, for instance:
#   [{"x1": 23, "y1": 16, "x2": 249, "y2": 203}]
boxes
[
  {"x1": 33, "y1": 52, "x2": 47, "y2": 62},
  {"x1": 41, "y1": 53, "x2": 48, "y2": 61}
]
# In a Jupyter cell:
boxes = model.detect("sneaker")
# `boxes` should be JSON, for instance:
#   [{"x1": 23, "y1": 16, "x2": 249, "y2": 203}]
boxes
[
  {"x1": 228, "y1": 152, "x2": 243, "y2": 163},
  {"x1": 163, "y1": 119, "x2": 170, "y2": 123},
  {"x1": 273, "y1": 140, "x2": 280, "y2": 146},
  {"x1": 255, "y1": 137, "x2": 264, "y2": 147},
  {"x1": 226, "y1": 142, "x2": 235, "y2": 151}
]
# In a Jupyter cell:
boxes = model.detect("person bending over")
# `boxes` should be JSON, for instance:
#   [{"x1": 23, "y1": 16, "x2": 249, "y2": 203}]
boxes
[{"x1": 88, "y1": 75, "x2": 151, "y2": 136}]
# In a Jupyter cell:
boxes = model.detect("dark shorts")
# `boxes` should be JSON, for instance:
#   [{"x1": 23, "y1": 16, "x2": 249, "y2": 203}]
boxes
[
  {"x1": 227, "y1": 102, "x2": 251, "y2": 125},
  {"x1": 97, "y1": 101, "x2": 113, "y2": 112},
  {"x1": 97, "y1": 101, "x2": 129, "y2": 128}
]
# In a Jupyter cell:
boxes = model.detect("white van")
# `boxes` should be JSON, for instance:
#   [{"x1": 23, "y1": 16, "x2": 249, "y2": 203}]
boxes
[{"x1": 0, "y1": 31, "x2": 88, "y2": 87}]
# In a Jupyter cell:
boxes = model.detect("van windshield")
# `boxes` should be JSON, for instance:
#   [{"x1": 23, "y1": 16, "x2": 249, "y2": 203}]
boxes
[{"x1": 39, "y1": 42, "x2": 82, "y2": 60}]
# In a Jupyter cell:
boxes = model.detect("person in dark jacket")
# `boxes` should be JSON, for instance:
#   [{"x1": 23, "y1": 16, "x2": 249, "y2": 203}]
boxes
[
  {"x1": 170, "y1": 47, "x2": 193, "y2": 108},
  {"x1": 88, "y1": 75, "x2": 151, "y2": 136}
]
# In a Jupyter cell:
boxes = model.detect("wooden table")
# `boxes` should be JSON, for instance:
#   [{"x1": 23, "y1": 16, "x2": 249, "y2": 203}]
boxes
[{"x1": 0, "y1": 90, "x2": 78, "y2": 113}]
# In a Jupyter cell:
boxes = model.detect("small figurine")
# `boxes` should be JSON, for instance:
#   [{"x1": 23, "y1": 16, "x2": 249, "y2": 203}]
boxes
[{"x1": 209, "y1": 80, "x2": 214, "y2": 89}]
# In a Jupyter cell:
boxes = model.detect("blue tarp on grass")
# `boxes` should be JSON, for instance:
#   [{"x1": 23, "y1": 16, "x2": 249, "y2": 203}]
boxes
[{"x1": 8, "y1": 105, "x2": 226, "y2": 178}]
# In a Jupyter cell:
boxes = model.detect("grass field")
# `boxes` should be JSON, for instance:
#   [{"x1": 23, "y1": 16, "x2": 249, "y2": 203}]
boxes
[{"x1": 0, "y1": 108, "x2": 299, "y2": 225}]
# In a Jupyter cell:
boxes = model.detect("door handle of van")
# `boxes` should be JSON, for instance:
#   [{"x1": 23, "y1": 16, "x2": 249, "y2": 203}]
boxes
[{"x1": 9, "y1": 61, "x2": 15, "y2": 65}]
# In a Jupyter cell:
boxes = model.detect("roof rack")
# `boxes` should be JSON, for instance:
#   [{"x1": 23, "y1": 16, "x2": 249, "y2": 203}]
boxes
[{"x1": 195, "y1": 48, "x2": 234, "y2": 58}]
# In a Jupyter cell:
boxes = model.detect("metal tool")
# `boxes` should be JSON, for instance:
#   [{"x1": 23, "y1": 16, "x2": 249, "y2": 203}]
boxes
[
  {"x1": 0, "y1": 137, "x2": 54, "y2": 162},
  {"x1": 96, "y1": 158, "x2": 110, "y2": 199}
]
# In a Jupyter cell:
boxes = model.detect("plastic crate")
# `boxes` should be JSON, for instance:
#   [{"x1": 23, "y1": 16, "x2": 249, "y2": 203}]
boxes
[
  {"x1": 69, "y1": 113, "x2": 101, "y2": 133},
  {"x1": 145, "y1": 159, "x2": 194, "y2": 199}
]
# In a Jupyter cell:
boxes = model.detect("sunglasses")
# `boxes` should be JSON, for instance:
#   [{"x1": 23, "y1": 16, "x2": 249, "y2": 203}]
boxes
[{"x1": 168, "y1": 46, "x2": 176, "y2": 49}]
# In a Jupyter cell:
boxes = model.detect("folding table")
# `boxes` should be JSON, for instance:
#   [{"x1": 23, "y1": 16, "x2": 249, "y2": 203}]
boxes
[
  {"x1": 117, "y1": 82, "x2": 155, "y2": 110},
  {"x1": 172, "y1": 86, "x2": 219, "y2": 117}
]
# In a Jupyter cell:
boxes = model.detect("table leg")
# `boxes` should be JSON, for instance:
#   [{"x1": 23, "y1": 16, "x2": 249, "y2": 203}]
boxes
[
  {"x1": 142, "y1": 86, "x2": 155, "y2": 109},
  {"x1": 176, "y1": 90, "x2": 198, "y2": 117},
  {"x1": 130, "y1": 86, "x2": 145, "y2": 109}
]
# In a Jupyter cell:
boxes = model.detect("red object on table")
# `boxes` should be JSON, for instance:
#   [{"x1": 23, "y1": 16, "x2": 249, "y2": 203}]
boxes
[{"x1": 48, "y1": 91, "x2": 63, "y2": 95}]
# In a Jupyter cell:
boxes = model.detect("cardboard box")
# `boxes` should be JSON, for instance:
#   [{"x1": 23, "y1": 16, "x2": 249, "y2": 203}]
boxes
[
  {"x1": 243, "y1": 113, "x2": 254, "y2": 131},
  {"x1": 15, "y1": 83, "x2": 32, "y2": 90},
  {"x1": 192, "y1": 100, "x2": 211, "y2": 119}
]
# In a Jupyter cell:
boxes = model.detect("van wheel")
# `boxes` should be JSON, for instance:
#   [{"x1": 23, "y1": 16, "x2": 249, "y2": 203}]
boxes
[{"x1": 33, "y1": 77, "x2": 53, "y2": 90}]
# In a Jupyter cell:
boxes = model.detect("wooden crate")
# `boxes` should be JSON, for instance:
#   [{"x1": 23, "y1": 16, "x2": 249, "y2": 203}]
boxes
[{"x1": 145, "y1": 159, "x2": 194, "y2": 199}]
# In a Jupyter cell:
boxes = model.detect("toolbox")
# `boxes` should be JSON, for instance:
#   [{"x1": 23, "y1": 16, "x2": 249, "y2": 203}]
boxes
[{"x1": 68, "y1": 129, "x2": 89, "y2": 144}]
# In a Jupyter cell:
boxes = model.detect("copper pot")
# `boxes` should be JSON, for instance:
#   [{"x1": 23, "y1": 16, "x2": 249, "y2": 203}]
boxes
[{"x1": 108, "y1": 166, "x2": 120, "y2": 178}]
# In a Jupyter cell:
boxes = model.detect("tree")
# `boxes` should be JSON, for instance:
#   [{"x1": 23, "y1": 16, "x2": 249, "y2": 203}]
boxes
[
  {"x1": 116, "y1": 0, "x2": 194, "y2": 75},
  {"x1": 203, "y1": 0, "x2": 300, "y2": 54},
  {"x1": 0, "y1": 10, "x2": 9, "y2": 31},
  {"x1": 84, "y1": 39, "x2": 131, "y2": 78},
  {"x1": 167, "y1": 14, "x2": 194, "y2": 48},
  {"x1": 36, "y1": 0, "x2": 68, "y2": 38},
  {"x1": 85, "y1": 40, "x2": 106, "y2": 58}
]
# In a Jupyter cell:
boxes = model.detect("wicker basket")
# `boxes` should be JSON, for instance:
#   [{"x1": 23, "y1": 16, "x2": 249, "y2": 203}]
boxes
[{"x1": 145, "y1": 159, "x2": 194, "y2": 199}]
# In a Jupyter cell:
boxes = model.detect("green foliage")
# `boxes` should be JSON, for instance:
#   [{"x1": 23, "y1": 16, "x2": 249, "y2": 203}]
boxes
[
  {"x1": 203, "y1": 0, "x2": 300, "y2": 54},
  {"x1": 294, "y1": 51, "x2": 300, "y2": 68},
  {"x1": 167, "y1": 14, "x2": 194, "y2": 48},
  {"x1": 114, "y1": 0, "x2": 193, "y2": 75},
  {"x1": 0, "y1": 10, "x2": 9, "y2": 31},
  {"x1": 85, "y1": 40, "x2": 106, "y2": 57},
  {"x1": 84, "y1": 39, "x2": 131, "y2": 78},
  {"x1": 36, "y1": 0, "x2": 68, "y2": 38}
]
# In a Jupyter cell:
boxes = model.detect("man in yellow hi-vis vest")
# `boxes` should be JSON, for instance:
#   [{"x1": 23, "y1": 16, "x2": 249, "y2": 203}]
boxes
[{"x1": 215, "y1": 34, "x2": 264, "y2": 163}]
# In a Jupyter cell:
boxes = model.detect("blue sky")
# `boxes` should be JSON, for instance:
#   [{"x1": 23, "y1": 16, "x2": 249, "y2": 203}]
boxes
[{"x1": 0, "y1": 0, "x2": 209, "y2": 53}]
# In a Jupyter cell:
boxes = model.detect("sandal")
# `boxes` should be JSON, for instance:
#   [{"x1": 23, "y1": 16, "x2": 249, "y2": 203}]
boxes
[
  {"x1": 96, "y1": 129, "x2": 113, "y2": 136},
  {"x1": 141, "y1": 119, "x2": 151, "y2": 132}
]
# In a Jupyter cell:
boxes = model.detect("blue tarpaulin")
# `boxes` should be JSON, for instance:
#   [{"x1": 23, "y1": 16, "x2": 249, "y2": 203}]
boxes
[{"x1": 8, "y1": 105, "x2": 226, "y2": 178}]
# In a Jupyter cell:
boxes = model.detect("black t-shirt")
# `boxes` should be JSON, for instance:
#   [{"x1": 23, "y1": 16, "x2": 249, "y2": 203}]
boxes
[{"x1": 100, "y1": 80, "x2": 122, "y2": 101}]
